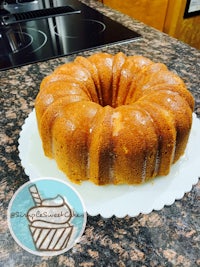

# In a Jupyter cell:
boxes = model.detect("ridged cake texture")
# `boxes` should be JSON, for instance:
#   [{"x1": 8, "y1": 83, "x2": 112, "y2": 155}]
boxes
[{"x1": 35, "y1": 52, "x2": 194, "y2": 185}]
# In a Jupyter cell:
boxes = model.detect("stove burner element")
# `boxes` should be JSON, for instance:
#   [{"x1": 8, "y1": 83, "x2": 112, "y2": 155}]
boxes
[
  {"x1": 54, "y1": 19, "x2": 106, "y2": 38},
  {"x1": 0, "y1": 27, "x2": 47, "y2": 55},
  {"x1": 6, "y1": 30, "x2": 33, "y2": 53}
]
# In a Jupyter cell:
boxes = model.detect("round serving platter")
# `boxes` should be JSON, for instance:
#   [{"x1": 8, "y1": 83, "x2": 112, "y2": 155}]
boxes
[{"x1": 18, "y1": 110, "x2": 200, "y2": 218}]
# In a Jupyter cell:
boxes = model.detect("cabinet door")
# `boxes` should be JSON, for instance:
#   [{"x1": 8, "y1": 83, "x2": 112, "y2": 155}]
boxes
[
  {"x1": 103, "y1": 0, "x2": 169, "y2": 31},
  {"x1": 164, "y1": 0, "x2": 200, "y2": 49}
]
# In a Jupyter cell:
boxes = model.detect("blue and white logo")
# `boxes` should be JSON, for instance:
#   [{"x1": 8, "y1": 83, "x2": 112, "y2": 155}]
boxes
[{"x1": 8, "y1": 177, "x2": 87, "y2": 256}]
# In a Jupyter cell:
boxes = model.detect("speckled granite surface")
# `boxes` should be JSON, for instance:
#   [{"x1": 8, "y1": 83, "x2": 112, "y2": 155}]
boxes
[{"x1": 0, "y1": 0, "x2": 200, "y2": 266}]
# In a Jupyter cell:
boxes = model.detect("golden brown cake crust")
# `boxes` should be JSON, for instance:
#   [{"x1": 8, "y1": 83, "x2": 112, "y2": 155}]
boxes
[{"x1": 35, "y1": 52, "x2": 194, "y2": 185}]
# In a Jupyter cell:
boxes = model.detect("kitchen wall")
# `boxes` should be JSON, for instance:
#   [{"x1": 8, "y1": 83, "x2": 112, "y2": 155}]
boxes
[
  {"x1": 99, "y1": 0, "x2": 200, "y2": 50},
  {"x1": 101, "y1": 0, "x2": 169, "y2": 31}
]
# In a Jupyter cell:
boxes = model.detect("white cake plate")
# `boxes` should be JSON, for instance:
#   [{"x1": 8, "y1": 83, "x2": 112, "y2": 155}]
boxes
[{"x1": 18, "y1": 110, "x2": 200, "y2": 218}]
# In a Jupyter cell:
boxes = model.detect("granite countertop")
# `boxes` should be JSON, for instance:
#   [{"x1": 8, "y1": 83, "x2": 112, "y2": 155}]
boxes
[{"x1": 0, "y1": 0, "x2": 200, "y2": 266}]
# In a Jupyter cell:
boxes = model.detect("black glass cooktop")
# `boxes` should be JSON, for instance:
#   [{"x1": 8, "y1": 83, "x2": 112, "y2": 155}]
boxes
[{"x1": 0, "y1": 0, "x2": 141, "y2": 70}]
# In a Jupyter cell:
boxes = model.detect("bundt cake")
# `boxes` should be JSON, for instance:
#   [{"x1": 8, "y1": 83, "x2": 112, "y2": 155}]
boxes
[{"x1": 35, "y1": 52, "x2": 194, "y2": 185}]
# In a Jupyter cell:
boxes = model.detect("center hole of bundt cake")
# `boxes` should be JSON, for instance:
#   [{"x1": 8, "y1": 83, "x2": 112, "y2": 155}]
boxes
[
  {"x1": 96, "y1": 87, "x2": 118, "y2": 108},
  {"x1": 97, "y1": 90, "x2": 127, "y2": 108}
]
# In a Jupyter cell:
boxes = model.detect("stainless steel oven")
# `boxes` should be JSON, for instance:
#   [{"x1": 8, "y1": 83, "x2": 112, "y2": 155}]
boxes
[{"x1": 0, "y1": 0, "x2": 141, "y2": 70}]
